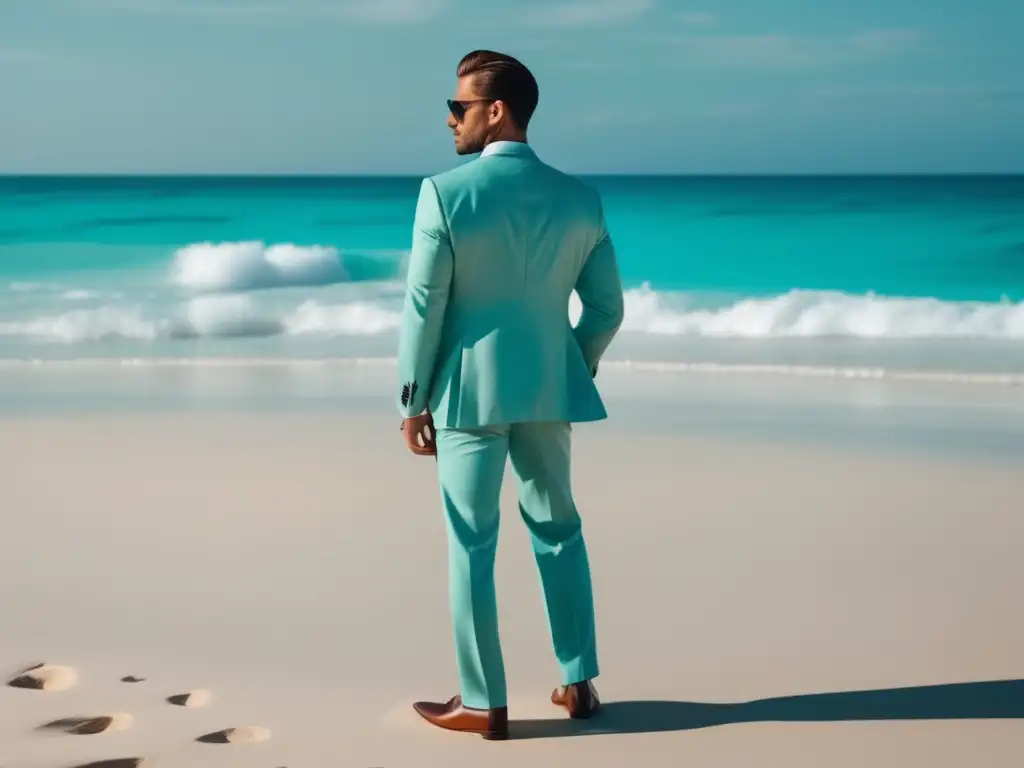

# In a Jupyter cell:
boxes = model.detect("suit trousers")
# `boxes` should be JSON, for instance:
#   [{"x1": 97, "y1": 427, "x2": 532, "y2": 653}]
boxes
[{"x1": 434, "y1": 421, "x2": 600, "y2": 710}]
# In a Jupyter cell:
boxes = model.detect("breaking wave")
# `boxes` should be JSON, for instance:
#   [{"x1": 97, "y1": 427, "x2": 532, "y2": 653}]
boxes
[
  {"x1": 0, "y1": 306, "x2": 160, "y2": 343},
  {"x1": 0, "y1": 297, "x2": 402, "y2": 343},
  {"x1": 170, "y1": 241, "x2": 347, "y2": 292},
  {"x1": 610, "y1": 285, "x2": 1024, "y2": 339},
  {"x1": 4, "y1": 286, "x2": 1024, "y2": 345}
]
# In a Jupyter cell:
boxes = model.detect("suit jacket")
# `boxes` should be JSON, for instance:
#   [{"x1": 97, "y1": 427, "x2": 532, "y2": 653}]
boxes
[{"x1": 395, "y1": 141, "x2": 625, "y2": 428}]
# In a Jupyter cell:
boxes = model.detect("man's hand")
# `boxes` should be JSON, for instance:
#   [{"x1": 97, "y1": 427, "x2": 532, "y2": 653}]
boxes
[{"x1": 401, "y1": 412, "x2": 436, "y2": 457}]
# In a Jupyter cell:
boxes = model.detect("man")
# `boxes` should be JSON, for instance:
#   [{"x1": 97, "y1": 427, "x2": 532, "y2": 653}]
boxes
[{"x1": 396, "y1": 49, "x2": 625, "y2": 741}]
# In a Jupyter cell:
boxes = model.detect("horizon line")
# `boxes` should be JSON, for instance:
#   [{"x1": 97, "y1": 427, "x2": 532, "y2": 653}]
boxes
[{"x1": 2, "y1": 171, "x2": 1023, "y2": 178}]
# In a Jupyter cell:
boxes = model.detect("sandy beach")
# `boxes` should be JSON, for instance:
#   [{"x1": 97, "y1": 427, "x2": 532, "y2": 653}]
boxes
[{"x1": 2, "y1": 407, "x2": 1022, "y2": 767}]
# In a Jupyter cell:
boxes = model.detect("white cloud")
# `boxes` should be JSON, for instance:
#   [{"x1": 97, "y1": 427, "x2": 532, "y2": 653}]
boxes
[
  {"x1": 581, "y1": 109, "x2": 655, "y2": 126},
  {"x1": 0, "y1": 45, "x2": 89, "y2": 69},
  {"x1": 811, "y1": 83, "x2": 1024, "y2": 103},
  {"x1": 676, "y1": 12, "x2": 717, "y2": 26},
  {"x1": 524, "y1": 0, "x2": 654, "y2": 27},
  {"x1": 343, "y1": 0, "x2": 447, "y2": 23},
  {"x1": 680, "y1": 34, "x2": 813, "y2": 68},
  {"x1": 669, "y1": 28, "x2": 924, "y2": 69},
  {"x1": 87, "y1": 0, "x2": 447, "y2": 24},
  {"x1": 847, "y1": 29, "x2": 922, "y2": 53},
  {"x1": 0, "y1": 47, "x2": 50, "y2": 63}
]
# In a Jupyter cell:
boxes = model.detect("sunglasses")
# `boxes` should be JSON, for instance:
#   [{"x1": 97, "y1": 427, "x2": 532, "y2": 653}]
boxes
[{"x1": 447, "y1": 98, "x2": 493, "y2": 122}]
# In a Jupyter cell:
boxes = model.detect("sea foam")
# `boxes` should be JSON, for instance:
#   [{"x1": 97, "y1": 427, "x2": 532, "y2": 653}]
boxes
[
  {"x1": 0, "y1": 356, "x2": 1019, "y2": 387},
  {"x1": 283, "y1": 299, "x2": 401, "y2": 335},
  {"x1": 4, "y1": 285, "x2": 1024, "y2": 346},
  {"x1": 0, "y1": 298, "x2": 402, "y2": 344},
  {"x1": 175, "y1": 295, "x2": 283, "y2": 338},
  {"x1": 0, "y1": 306, "x2": 160, "y2": 343},
  {"x1": 170, "y1": 241, "x2": 346, "y2": 292},
  {"x1": 174, "y1": 296, "x2": 401, "y2": 338},
  {"x1": 609, "y1": 285, "x2": 1024, "y2": 339}
]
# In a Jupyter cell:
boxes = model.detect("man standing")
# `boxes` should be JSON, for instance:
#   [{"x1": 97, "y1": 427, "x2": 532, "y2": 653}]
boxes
[{"x1": 396, "y1": 50, "x2": 625, "y2": 741}]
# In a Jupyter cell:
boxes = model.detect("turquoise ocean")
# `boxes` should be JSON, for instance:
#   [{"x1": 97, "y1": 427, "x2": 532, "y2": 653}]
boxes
[{"x1": 3, "y1": 174, "x2": 1024, "y2": 383}]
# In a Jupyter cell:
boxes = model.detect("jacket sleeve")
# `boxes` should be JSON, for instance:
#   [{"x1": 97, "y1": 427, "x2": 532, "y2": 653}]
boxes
[
  {"x1": 572, "y1": 196, "x2": 625, "y2": 377},
  {"x1": 396, "y1": 178, "x2": 453, "y2": 417}
]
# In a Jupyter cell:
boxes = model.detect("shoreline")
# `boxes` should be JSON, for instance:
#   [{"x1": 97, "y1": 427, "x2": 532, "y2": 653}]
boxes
[
  {"x1": 1, "y1": 352, "x2": 1023, "y2": 383},
  {"x1": 2, "y1": 361, "x2": 1022, "y2": 465}
]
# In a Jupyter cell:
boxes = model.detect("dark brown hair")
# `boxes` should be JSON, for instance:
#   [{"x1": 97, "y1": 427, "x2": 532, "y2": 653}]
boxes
[{"x1": 456, "y1": 50, "x2": 539, "y2": 130}]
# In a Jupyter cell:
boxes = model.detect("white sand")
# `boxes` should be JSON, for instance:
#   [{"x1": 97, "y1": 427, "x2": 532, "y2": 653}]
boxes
[{"x1": 1, "y1": 410, "x2": 1022, "y2": 767}]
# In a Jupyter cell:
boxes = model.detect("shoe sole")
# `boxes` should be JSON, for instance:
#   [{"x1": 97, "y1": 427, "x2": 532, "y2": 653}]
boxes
[
  {"x1": 414, "y1": 716, "x2": 508, "y2": 740},
  {"x1": 554, "y1": 688, "x2": 600, "y2": 719}
]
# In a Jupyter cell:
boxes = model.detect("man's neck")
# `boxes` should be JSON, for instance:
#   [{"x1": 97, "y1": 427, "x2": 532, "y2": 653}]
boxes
[{"x1": 485, "y1": 131, "x2": 527, "y2": 148}]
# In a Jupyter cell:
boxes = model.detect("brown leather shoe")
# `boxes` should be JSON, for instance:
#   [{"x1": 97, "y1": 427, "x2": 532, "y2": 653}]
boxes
[
  {"x1": 551, "y1": 680, "x2": 601, "y2": 719},
  {"x1": 412, "y1": 695, "x2": 509, "y2": 740}
]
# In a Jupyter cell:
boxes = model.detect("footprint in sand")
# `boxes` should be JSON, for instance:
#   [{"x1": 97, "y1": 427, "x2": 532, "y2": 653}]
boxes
[
  {"x1": 166, "y1": 688, "x2": 212, "y2": 707},
  {"x1": 7, "y1": 663, "x2": 78, "y2": 692},
  {"x1": 196, "y1": 725, "x2": 272, "y2": 744},
  {"x1": 40, "y1": 712, "x2": 134, "y2": 735},
  {"x1": 70, "y1": 760, "x2": 146, "y2": 768}
]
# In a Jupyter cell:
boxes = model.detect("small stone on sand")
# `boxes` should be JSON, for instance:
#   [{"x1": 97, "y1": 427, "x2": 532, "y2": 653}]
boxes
[
  {"x1": 7, "y1": 663, "x2": 78, "y2": 691},
  {"x1": 167, "y1": 688, "x2": 212, "y2": 707},
  {"x1": 197, "y1": 725, "x2": 272, "y2": 744}
]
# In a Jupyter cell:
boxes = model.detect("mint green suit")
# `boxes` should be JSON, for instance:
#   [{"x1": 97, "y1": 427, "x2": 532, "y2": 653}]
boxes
[{"x1": 396, "y1": 141, "x2": 624, "y2": 709}]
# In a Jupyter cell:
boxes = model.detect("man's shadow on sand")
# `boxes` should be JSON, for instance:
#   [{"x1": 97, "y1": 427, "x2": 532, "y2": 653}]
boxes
[{"x1": 510, "y1": 679, "x2": 1024, "y2": 739}]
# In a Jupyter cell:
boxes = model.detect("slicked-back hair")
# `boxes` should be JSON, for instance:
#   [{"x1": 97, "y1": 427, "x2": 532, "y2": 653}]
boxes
[{"x1": 456, "y1": 50, "x2": 539, "y2": 130}]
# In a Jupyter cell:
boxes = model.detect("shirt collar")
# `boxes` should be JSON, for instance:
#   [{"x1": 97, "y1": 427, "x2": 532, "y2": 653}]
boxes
[{"x1": 480, "y1": 141, "x2": 536, "y2": 159}]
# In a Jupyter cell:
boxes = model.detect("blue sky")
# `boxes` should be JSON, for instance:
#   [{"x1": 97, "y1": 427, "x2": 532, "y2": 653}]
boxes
[{"x1": 2, "y1": 0, "x2": 1022, "y2": 174}]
